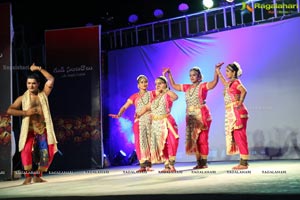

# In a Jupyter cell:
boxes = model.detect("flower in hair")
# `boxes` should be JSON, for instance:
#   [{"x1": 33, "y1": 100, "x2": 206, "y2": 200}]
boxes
[
  {"x1": 192, "y1": 66, "x2": 201, "y2": 72},
  {"x1": 192, "y1": 66, "x2": 203, "y2": 79},
  {"x1": 159, "y1": 75, "x2": 168, "y2": 83},
  {"x1": 136, "y1": 74, "x2": 148, "y2": 81},
  {"x1": 233, "y1": 61, "x2": 242, "y2": 77}
]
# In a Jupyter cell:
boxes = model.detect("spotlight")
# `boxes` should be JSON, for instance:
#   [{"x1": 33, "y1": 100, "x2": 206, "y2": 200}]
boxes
[
  {"x1": 112, "y1": 150, "x2": 128, "y2": 166},
  {"x1": 103, "y1": 154, "x2": 111, "y2": 168},
  {"x1": 226, "y1": 0, "x2": 234, "y2": 2},
  {"x1": 128, "y1": 14, "x2": 138, "y2": 24},
  {"x1": 178, "y1": 3, "x2": 189, "y2": 13},
  {"x1": 203, "y1": 0, "x2": 214, "y2": 9},
  {"x1": 153, "y1": 9, "x2": 164, "y2": 19},
  {"x1": 128, "y1": 150, "x2": 138, "y2": 165}
]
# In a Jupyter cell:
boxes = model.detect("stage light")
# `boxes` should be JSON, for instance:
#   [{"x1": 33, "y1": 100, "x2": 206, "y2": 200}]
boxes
[
  {"x1": 203, "y1": 0, "x2": 214, "y2": 9},
  {"x1": 226, "y1": 0, "x2": 234, "y2": 2},
  {"x1": 153, "y1": 9, "x2": 164, "y2": 19},
  {"x1": 103, "y1": 154, "x2": 111, "y2": 168},
  {"x1": 178, "y1": 3, "x2": 189, "y2": 13},
  {"x1": 112, "y1": 150, "x2": 128, "y2": 166},
  {"x1": 128, "y1": 150, "x2": 138, "y2": 165},
  {"x1": 128, "y1": 14, "x2": 138, "y2": 24}
]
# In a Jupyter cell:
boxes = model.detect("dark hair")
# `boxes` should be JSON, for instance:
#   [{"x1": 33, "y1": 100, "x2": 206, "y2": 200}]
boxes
[
  {"x1": 137, "y1": 75, "x2": 148, "y2": 83},
  {"x1": 227, "y1": 63, "x2": 239, "y2": 78},
  {"x1": 228, "y1": 63, "x2": 238, "y2": 72},
  {"x1": 157, "y1": 76, "x2": 170, "y2": 90},
  {"x1": 157, "y1": 77, "x2": 167, "y2": 84},
  {"x1": 27, "y1": 73, "x2": 40, "y2": 83},
  {"x1": 190, "y1": 68, "x2": 202, "y2": 78}
]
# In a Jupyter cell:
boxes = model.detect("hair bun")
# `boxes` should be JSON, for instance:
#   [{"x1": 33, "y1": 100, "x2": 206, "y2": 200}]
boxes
[{"x1": 233, "y1": 61, "x2": 242, "y2": 77}]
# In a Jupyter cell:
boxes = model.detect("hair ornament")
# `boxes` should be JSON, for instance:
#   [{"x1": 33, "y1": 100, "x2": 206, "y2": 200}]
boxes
[
  {"x1": 233, "y1": 61, "x2": 242, "y2": 77},
  {"x1": 136, "y1": 74, "x2": 148, "y2": 82}
]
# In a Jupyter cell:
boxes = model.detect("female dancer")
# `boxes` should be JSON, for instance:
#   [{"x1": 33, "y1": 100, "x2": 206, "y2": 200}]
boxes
[
  {"x1": 216, "y1": 62, "x2": 249, "y2": 170},
  {"x1": 109, "y1": 75, "x2": 152, "y2": 172},
  {"x1": 163, "y1": 63, "x2": 221, "y2": 169},
  {"x1": 137, "y1": 76, "x2": 179, "y2": 172}
]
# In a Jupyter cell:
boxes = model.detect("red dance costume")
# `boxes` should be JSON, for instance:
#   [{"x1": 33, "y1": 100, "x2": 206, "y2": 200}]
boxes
[
  {"x1": 129, "y1": 92, "x2": 152, "y2": 167},
  {"x1": 224, "y1": 79, "x2": 249, "y2": 160},
  {"x1": 150, "y1": 91, "x2": 179, "y2": 169},
  {"x1": 182, "y1": 83, "x2": 212, "y2": 157}
]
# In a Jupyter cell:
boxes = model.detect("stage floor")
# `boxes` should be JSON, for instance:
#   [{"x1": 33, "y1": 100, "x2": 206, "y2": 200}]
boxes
[{"x1": 0, "y1": 160, "x2": 299, "y2": 200}]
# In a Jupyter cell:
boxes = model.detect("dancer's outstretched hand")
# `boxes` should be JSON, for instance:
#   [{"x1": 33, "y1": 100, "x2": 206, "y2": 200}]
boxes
[
  {"x1": 215, "y1": 62, "x2": 224, "y2": 69},
  {"x1": 108, "y1": 114, "x2": 119, "y2": 119}
]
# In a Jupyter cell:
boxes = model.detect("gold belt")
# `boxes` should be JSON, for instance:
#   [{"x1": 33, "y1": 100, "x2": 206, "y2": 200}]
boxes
[
  {"x1": 225, "y1": 101, "x2": 238, "y2": 108},
  {"x1": 187, "y1": 104, "x2": 204, "y2": 112},
  {"x1": 152, "y1": 114, "x2": 169, "y2": 120}
]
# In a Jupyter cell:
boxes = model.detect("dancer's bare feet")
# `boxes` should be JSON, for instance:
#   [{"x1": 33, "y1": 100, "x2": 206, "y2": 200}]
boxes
[
  {"x1": 232, "y1": 164, "x2": 248, "y2": 170},
  {"x1": 160, "y1": 168, "x2": 170, "y2": 173},
  {"x1": 33, "y1": 176, "x2": 47, "y2": 183},
  {"x1": 22, "y1": 177, "x2": 32, "y2": 185},
  {"x1": 169, "y1": 166, "x2": 176, "y2": 172},
  {"x1": 136, "y1": 167, "x2": 147, "y2": 173},
  {"x1": 146, "y1": 167, "x2": 154, "y2": 172},
  {"x1": 193, "y1": 165, "x2": 208, "y2": 169}
]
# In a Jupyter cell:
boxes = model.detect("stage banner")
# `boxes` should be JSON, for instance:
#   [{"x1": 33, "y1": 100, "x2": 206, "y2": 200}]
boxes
[
  {"x1": 45, "y1": 26, "x2": 103, "y2": 171},
  {"x1": 0, "y1": 3, "x2": 13, "y2": 181}
]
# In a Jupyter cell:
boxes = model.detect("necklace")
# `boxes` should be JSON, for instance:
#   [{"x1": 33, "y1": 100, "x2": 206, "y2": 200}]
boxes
[
  {"x1": 189, "y1": 82, "x2": 200, "y2": 97},
  {"x1": 153, "y1": 92, "x2": 165, "y2": 109},
  {"x1": 139, "y1": 91, "x2": 149, "y2": 105}
]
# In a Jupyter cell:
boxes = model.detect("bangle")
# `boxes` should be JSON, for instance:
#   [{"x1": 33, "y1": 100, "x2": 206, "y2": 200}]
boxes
[{"x1": 39, "y1": 67, "x2": 42, "y2": 71}]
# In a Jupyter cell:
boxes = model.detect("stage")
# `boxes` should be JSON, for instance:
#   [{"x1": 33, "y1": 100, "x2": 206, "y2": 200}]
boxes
[{"x1": 0, "y1": 160, "x2": 299, "y2": 200}]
